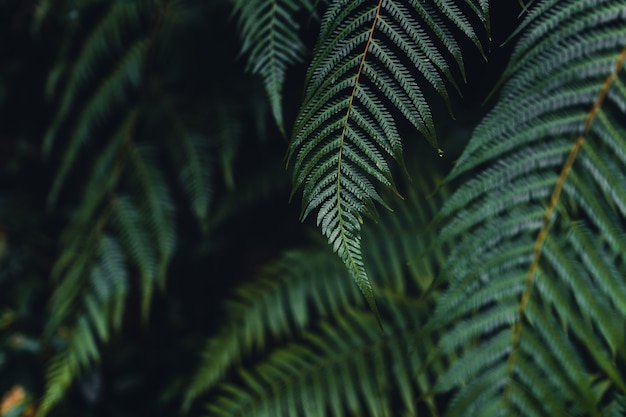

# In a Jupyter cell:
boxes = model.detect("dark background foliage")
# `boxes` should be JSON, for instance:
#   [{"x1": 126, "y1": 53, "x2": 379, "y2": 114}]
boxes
[
  {"x1": 6, "y1": 1, "x2": 622, "y2": 417},
  {"x1": 0, "y1": 1, "x2": 299, "y2": 415}
]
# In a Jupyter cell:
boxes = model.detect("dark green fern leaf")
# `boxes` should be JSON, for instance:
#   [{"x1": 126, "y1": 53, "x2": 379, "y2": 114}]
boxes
[
  {"x1": 150, "y1": 81, "x2": 214, "y2": 231},
  {"x1": 41, "y1": 134, "x2": 179, "y2": 416},
  {"x1": 174, "y1": 134, "x2": 213, "y2": 230},
  {"x1": 233, "y1": 0, "x2": 315, "y2": 135},
  {"x1": 124, "y1": 145, "x2": 176, "y2": 301},
  {"x1": 604, "y1": 393, "x2": 626, "y2": 417},
  {"x1": 46, "y1": 38, "x2": 146, "y2": 207},
  {"x1": 40, "y1": 235, "x2": 129, "y2": 417},
  {"x1": 44, "y1": 1, "x2": 148, "y2": 207},
  {"x1": 182, "y1": 249, "x2": 363, "y2": 413},
  {"x1": 111, "y1": 194, "x2": 158, "y2": 319},
  {"x1": 37, "y1": 3, "x2": 181, "y2": 412},
  {"x1": 288, "y1": 0, "x2": 486, "y2": 321},
  {"x1": 206, "y1": 304, "x2": 430, "y2": 417},
  {"x1": 431, "y1": 1, "x2": 626, "y2": 416},
  {"x1": 185, "y1": 177, "x2": 448, "y2": 415}
]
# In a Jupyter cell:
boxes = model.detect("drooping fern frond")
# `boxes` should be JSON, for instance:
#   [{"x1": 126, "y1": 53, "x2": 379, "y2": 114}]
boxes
[
  {"x1": 288, "y1": 0, "x2": 486, "y2": 318},
  {"x1": 44, "y1": 2, "x2": 149, "y2": 207},
  {"x1": 233, "y1": 0, "x2": 315, "y2": 135},
  {"x1": 185, "y1": 177, "x2": 449, "y2": 415},
  {"x1": 40, "y1": 235, "x2": 129, "y2": 417},
  {"x1": 38, "y1": 3, "x2": 187, "y2": 413},
  {"x1": 44, "y1": 113, "x2": 134, "y2": 333},
  {"x1": 172, "y1": 132, "x2": 213, "y2": 230},
  {"x1": 430, "y1": 1, "x2": 626, "y2": 415},
  {"x1": 149, "y1": 78, "x2": 214, "y2": 230},
  {"x1": 121, "y1": 144, "x2": 176, "y2": 310},
  {"x1": 37, "y1": 1, "x2": 278, "y2": 413},
  {"x1": 111, "y1": 193, "x2": 158, "y2": 319},
  {"x1": 39, "y1": 114, "x2": 178, "y2": 416}
]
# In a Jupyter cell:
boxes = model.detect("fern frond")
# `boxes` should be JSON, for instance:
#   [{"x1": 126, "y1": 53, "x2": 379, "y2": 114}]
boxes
[
  {"x1": 39, "y1": 236, "x2": 129, "y2": 417},
  {"x1": 126, "y1": 145, "x2": 176, "y2": 295},
  {"x1": 9, "y1": 0, "x2": 313, "y2": 414},
  {"x1": 40, "y1": 139, "x2": 179, "y2": 416},
  {"x1": 42, "y1": 2, "x2": 143, "y2": 134},
  {"x1": 149, "y1": 79, "x2": 214, "y2": 230},
  {"x1": 207, "y1": 303, "x2": 429, "y2": 417},
  {"x1": 182, "y1": 249, "x2": 362, "y2": 413},
  {"x1": 288, "y1": 0, "x2": 485, "y2": 317},
  {"x1": 185, "y1": 177, "x2": 447, "y2": 414},
  {"x1": 48, "y1": 39, "x2": 146, "y2": 207},
  {"x1": 45, "y1": 1, "x2": 148, "y2": 207},
  {"x1": 38, "y1": 4, "x2": 180, "y2": 411},
  {"x1": 176, "y1": 134, "x2": 213, "y2": 230},
  {"x1": 233, "y1": 0, "x2": 315, "y2": 134},
  {"x1": 111, "y1": 194, "x2": 158, "y2": 319},
  {"x1": 604, "y1": 394, "x2": 626, "y2": 417},
  {"x1": 40, "y1": 122, "x2": 131, "y2": 415},
  {"x1": 432, "y1": 1, "x2": 626, "y2": 416}
]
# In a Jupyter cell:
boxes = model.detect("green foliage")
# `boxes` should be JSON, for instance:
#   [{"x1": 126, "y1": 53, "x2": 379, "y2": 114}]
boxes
[
  {"x1": 233, "y1": 0, "x2": 316, "y2": 134},
  {"x1": 431, "y1": 1, "x2": 626, "y2": 416},
  {"x1": 185, "y1": 179, "x2": 449, "y2": 416},
  {"x1": 2, "y1": 1, "x2": 277, "y2": 415},
  {"x1": 1, "y1": 0, "x2": 625, "y2": 416},
  {"x1": 287, "y1": 0, "x2": 487, "y2": 320}
]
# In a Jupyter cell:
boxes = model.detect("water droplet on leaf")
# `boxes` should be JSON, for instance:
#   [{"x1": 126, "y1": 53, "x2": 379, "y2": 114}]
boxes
[{"x1": 437, "y1": 148, "x2": 444, "y2": 158}]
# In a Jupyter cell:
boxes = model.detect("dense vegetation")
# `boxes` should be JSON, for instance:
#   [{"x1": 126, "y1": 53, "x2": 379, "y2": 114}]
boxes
[{"x1": 1, "y1": 0, "x2": 625, "y2": 416}]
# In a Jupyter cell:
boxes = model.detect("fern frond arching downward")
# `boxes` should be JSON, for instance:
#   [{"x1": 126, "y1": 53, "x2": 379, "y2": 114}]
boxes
[
  {"x1": 288, "y1": 0, "x2": 485, "y2": 321},
  {"x1": 233, "y1": 0, "x2": 315, "y2": 135}
]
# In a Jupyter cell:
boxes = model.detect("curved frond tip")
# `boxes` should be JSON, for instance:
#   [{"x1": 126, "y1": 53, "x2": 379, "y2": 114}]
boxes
[{"x1": 234, "y1": 0, "x2": 315, "y2": 135}]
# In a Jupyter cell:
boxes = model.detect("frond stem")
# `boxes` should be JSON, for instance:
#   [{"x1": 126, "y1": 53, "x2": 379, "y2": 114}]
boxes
[{"x1": 335, "y1": 0, "x2": 384, "y2": 326}]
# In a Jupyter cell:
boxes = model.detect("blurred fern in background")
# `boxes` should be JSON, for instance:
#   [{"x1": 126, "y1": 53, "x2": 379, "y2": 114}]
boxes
[{"x1": 0, "y1": 1, "x2": 625, "y2": 417}]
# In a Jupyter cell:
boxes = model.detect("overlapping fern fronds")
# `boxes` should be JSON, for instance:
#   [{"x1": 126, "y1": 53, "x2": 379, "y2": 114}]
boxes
[
  {"x1": 185, "y1": 178, "x2": 449, "y2": 416},
  {"x1": 40, "y1": 6, "x2": 160, "y2": 412},
  {"x1": 38, "y1": 2, "x2": 254, "y2": 414},
  {"x1": 430, "y1": 1, "x2": 626, "y2": 415},
  {"x1": 288, "y1": 0, "x2": 487, "y2": 318},
  {"x1": 40, "y1": 122, "x2": 176, "y2": 416},
  {"x1": 207, "y1": 305, "x2": 427, "y2": 417}
]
